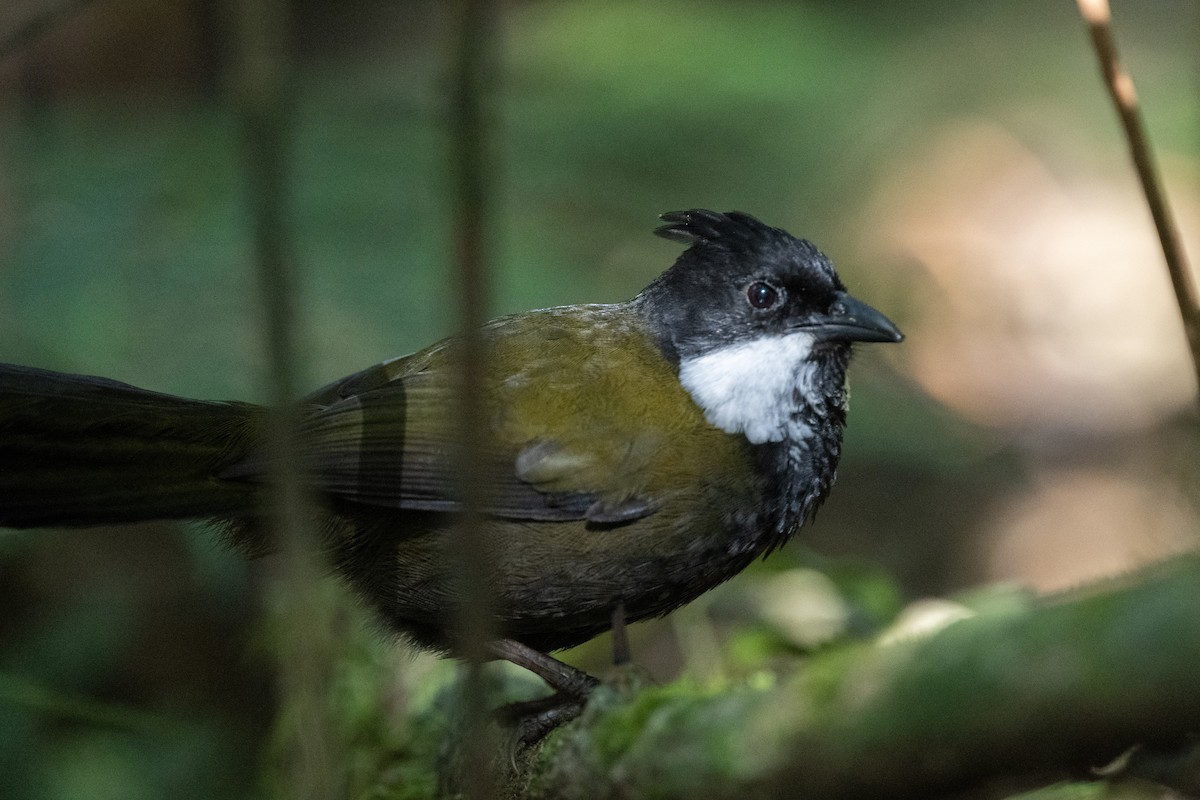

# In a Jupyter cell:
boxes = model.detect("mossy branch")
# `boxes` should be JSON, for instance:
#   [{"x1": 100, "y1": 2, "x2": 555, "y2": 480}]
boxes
[{"x1": 425, "y1": 556, "x2": 1200, "y2": 799}]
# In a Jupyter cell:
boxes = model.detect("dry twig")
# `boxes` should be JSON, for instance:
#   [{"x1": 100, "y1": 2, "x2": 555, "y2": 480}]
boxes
[{"x1": 1076, "y1": 0, "x2": 1200, "y2": 394}]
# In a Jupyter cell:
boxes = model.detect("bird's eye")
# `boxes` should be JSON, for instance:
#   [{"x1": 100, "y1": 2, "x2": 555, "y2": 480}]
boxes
[{"x1": 746, "y1": 281, "x2": 781, "y2": 310}]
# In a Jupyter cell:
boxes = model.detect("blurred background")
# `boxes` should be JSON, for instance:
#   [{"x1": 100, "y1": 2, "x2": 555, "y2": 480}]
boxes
[{"x1": 0, "y1": 0, "x2": 1197, "y2": 797}]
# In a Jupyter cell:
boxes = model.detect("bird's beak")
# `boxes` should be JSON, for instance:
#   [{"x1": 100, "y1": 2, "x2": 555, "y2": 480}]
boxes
[{"x1": 801, "y1": 292, "x2": 904, "y2": 343}]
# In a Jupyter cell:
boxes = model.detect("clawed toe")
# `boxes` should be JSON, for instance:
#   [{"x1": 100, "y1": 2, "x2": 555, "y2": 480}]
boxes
[{"x1": 498, "y1": 691, "x2": 589, "y2": 743}]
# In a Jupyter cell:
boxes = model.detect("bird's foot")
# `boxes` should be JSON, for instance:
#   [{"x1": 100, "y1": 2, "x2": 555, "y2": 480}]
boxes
[
  {"x1": 489, "y1": 639, "x2": 600, "y2": 743},
  {"x1": 497, "y1": 691, "x2": 590, "y2": 744}
]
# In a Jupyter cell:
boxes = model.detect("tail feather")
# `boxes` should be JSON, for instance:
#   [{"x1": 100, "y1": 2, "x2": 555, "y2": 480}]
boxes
[{"x1": 0, "y1": 363, "x2": 264, "y2": 527}]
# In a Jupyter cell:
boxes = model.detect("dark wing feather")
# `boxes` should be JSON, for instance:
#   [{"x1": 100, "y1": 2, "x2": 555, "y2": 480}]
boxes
[{"x1": 299, "y1": 377, "x2": 600, "y2": 521}]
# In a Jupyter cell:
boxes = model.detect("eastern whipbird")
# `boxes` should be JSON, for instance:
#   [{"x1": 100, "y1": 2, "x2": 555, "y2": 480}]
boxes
[{"x1": 0, "y1": 210, "x2": 902, "y2": 725}]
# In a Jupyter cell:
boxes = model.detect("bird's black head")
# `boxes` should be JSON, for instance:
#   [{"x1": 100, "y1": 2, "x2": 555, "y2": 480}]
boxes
[
  {"x1": 636, "y1": 209, "x2": 901, "y2": 363},
  {"x1": 634, "y1": 209, "x2": 901, "y2": 448}
]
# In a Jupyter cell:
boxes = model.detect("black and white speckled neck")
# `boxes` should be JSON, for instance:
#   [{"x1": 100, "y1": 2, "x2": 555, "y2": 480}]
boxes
[{"x1": 748, "y1": 343, "x2": 851, "y2": 555}]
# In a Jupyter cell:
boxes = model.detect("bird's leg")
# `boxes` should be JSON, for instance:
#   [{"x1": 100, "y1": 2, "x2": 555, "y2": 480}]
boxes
[
  {"x1": 610, "y1": 601, "x2": 630, "y2": 666},
  {"x1": 490, "y1": 639, "x2": 598, "y2": 743},
  {"x1": 489, "y1": 639, "x2": 599, "y2": 699}
]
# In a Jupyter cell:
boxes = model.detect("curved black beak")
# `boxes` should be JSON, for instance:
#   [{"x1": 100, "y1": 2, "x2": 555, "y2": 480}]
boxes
[{"x1": 803, "y1": 292, "x2": 904, "y2": 343}]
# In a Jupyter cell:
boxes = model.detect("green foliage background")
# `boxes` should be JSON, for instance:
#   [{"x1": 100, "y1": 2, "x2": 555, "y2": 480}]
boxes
[{"x1": 0, "y1": 1, "x2": 1196, "y2": 798}]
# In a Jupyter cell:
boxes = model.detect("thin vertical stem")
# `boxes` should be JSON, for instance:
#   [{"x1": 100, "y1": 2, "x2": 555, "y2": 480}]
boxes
[
  {"x1": 234, "y1": 1, "x2": 336, "y2": 797},
  {"x1": 449, "y1": 0, "x2": 499, "y2": 796},
  {"x1": 1076, "y1": 0, "x2": 1200, "y2": 395}
]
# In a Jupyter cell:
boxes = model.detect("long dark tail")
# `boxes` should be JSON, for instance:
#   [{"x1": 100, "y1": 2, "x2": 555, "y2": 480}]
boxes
[{"x1": 0, "y1": 363, "x2": 265, "y2": 528}]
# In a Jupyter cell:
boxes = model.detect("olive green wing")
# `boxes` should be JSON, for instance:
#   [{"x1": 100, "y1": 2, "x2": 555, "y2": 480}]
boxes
[
  {"x1": 291, "y1": 319, "x2": 691, "y2": 525},
  {"x1": 290, "y1": 310, "x2": 707, "y2": 525},
  {"x1": 298, "y1": 368, "x2": 656, "y2": 524},
  {"x1": 296, "y1": 374, "x2": 604, "y2": 522}
]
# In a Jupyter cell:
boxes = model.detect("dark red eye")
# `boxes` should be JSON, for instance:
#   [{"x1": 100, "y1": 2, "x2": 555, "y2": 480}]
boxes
[{"x1": 746, "y1": 281, "x2": 780, "y2": 310}]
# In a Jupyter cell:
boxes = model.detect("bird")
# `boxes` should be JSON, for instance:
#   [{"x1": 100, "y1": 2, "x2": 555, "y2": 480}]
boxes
[{"x1": 0, "y1": 209, "x2": 901, "y2": 711}]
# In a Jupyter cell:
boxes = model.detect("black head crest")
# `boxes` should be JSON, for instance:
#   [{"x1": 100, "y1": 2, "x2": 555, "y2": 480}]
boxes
[
  {"x1": 654, "y1": 209, "x2": 786, "y2": 250},
  {"x1": 636, "y1": 207, "x2": 856, "y2": 361}
]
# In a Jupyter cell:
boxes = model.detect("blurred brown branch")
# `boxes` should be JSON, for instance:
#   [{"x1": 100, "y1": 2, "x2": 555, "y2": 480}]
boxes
[
  {"x1": 234, "y1": 0, "x2": 339, "y2": 797},
  {"x1": 0, "y1": 0, "x2": 97, "y2": 63},
  {"x1": 1076, "y1": 0, "x2": 1200, "y2": 397},
  {"x1": 448, "y1": 0, "x2": 500, "y2": 797}
]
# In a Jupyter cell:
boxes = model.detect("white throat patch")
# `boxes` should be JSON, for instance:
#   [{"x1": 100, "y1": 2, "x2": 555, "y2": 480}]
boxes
[{"x1": 679, "y1": 333, "x2": 823, "y2": 444}]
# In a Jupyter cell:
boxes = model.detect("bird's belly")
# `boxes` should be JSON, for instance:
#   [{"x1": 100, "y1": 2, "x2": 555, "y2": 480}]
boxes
[
  {"x1": 487, "y1": 501, "x2": 766, "y2": 651},
  {"x1": 330, "y1": 490, "x2": 769, "y2": 653}
]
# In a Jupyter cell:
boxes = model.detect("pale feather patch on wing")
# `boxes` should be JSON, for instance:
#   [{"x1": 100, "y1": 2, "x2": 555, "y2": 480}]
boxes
[
  {"x1": 513, "y1": 439, "x2": 597, "y2": 485},
  {"x1": 512, "y1": 439, "x2": 660, "y2": 525}
]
